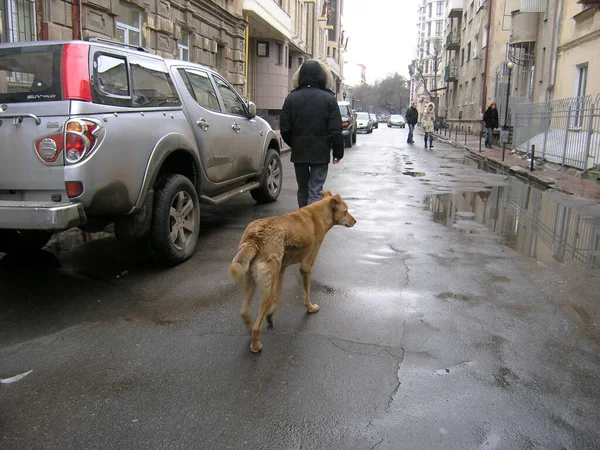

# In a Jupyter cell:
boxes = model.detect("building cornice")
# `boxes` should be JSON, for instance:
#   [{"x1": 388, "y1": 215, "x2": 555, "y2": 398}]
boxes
[{"x1": 557, "y1": 27, "x2": 600, "y2": 53}]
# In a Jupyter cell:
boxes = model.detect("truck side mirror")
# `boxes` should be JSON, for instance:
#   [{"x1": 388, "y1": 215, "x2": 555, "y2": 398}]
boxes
[{"x1": 247, "y1": 101, "x2": 256, "y2": 118}]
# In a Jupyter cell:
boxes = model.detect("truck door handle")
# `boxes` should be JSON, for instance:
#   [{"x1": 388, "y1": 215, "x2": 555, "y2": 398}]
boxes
[
  {"x1": 196, "y1": 118, "x2": 209, "y2": 131},
  {"x1": 232, "y1": 122, "x2": 241, "y2": 133}
]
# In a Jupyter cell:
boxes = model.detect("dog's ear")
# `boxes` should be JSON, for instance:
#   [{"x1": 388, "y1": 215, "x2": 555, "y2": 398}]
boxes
[
  {"x1": 321, "y1": 190, "x2": 333, "y2": 198},
  {"x1": 330, "y1": 195, "x2": 341, "y2": 211}
]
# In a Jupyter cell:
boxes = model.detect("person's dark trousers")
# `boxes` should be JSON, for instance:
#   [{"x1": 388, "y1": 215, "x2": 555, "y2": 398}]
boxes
[
  {"x1": 407, "y1": 123, "x2": 415, "y2": 143},
  {"x1": 294, "y1": 163, "x2": 329, "y2": 208},
  {"x1": 485, "y1": 127, "x2": 494, "y2": 148},
  {"x1": 424, "y1": 132, "x2": 433, "y2": 148}
]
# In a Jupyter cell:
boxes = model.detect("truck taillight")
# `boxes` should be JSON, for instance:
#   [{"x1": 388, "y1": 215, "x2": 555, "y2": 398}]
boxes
[
  {"x1": 62, "y1": 43, "x2": 92, "y2": 102},
  {"x1": 65, "y1": 119, "x2": 101, "y2": 164},
  {"x1": 342, "y1": 121, "x2": 349, "y2": 127}
]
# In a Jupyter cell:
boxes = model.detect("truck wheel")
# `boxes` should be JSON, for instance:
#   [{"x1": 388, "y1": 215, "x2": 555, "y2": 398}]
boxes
[
  {"x1": 251, "y1": 149, "x2": 282, "y2": 204},
  {"x1": 352, "y1": 129, "x2": 357, "y2": 143},
  {"x1": 344, "y1": 134, "x2": 353, "y2": 148},
  {"x1": 0, "y1": 230, "x2": 53, "y2": 253},
  {"x1": 147, "y1": 174, "x2": 200, "y2": 266}
]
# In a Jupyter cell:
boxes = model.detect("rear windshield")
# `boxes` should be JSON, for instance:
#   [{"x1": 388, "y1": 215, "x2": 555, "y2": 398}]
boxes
[
  {"x1": 391, "y1": 115, "x2": 403, "y2": 120},
  {"x1": 338, "y1": 104, "x2": 350, "y2": 116},
  {"x1": 0, "y1": 45, "x2": 63, "y2": 103},
  {"x1": 357, "y1": 112, "x2": 369, "y2": 120}
]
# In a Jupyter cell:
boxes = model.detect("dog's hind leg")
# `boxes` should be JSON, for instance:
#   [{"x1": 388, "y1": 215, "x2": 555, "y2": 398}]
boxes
[
  {"x1": 251, "y1": 262, "x2": 280, "y2": 353},
  {"x1": 300, "y1": 259, "x2": 320, "y2": 313},
  {"x1": 267, "y1": 267, "x2": 286, "y2": 328},
  {"x1": 240, "y1": 271, "x2": 256, "y2": 333}
]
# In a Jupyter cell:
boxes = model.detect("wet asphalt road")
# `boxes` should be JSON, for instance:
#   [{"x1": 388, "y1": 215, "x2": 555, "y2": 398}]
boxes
[{"x1": 1, "y1": 126, "x2": 600, "y2": 450}]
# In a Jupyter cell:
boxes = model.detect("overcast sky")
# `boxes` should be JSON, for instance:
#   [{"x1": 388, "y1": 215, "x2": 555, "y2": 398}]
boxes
[{"x1": 342, "y1": 0, "x2": 419, "y2": 85}]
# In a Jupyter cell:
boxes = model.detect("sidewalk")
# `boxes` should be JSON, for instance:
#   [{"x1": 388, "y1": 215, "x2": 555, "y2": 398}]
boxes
[{"x1": 434, "y1": 130, "x2": 600, "y2": 203}]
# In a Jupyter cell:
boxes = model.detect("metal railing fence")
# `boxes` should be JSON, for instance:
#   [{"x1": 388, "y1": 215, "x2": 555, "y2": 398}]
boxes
[{"x1": 513, "y1": 94, "x2": 600, "y2": 171}]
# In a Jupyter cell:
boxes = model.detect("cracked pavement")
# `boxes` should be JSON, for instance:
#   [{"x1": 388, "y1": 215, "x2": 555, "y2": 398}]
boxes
[{"x1": 1, "y1": 128, "x2": 600, "y2": 449}]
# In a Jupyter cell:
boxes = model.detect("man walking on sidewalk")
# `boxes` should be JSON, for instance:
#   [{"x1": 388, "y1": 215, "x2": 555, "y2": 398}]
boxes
[{"x1": 405, "y1": 102, "x2": 418, "y2": 144}]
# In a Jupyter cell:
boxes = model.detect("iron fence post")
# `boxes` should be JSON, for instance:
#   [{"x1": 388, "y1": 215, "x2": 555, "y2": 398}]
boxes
[
  {"x1": 530, "y1": 145, "x2": 535, "y2": 172},
  {"x1": 464, "y1": 130, "x2": 467, "y2": 146},
  {"x1": 583, "y1": 105, "x2": 595, "y2": 171},
  {"x1": 562, "y1": 108, "x2": 571, "y2": 166},
  {"x1": 455, "y1": 127, "x2": 457, "y2": 142},
  {"x1": 479, "y1": 128, "x2": 482, "y2": 153},
  {"x1": 542, "y1": 104, "x2": 550, "y2": 160}
]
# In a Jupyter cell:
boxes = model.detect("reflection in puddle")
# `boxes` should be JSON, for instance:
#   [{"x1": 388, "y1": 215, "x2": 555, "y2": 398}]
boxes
[
  {"x1": 427, "y1": 179, "x2": 600, "y2": 268},
  {"x1": 403, "y1": 171, "x2": 426, "y2": 177}
]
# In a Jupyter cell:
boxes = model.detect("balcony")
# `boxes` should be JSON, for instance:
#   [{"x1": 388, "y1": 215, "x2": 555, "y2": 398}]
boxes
[
  {"x1": 447, "y1": 0, "x2": 463, "y2": 18},
  {"x1": 444, "y1": 65, "x2": 459, "y2": 82},
  {"x1": 445, "y1": 33, "x2": 460, "y2": 51},
  {"x1": 509, "y1": 10, "x2": 537, "y2": 46}
]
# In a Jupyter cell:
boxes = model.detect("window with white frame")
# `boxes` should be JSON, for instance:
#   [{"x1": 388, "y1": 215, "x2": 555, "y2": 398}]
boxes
[
  {"x1": 116, "y1": 3, "x2": 141, "y2": 46},
  {"x1": 178, "y1": 30, "x2": 189, "y2": 61},
  {"x1": 435, "y1": 21, "x2": 442, "y2": 36},
  {"x1": 0, "y1": 0, "x2": 36, "y2": 43},
  {"x1": 436, "y1": 1, "x2": 443, "y2": 16},
  {"x1": 575, "y1": 63, "x2": 588, "y2": 127}
]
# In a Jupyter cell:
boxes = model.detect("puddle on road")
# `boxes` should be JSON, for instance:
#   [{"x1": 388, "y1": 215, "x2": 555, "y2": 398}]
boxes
[
  {"x1": 426, "y1": 177, "x2": 600, "y2": 268},
  {"x1": 403, "y1": 171, "x2": 426, "y2": 177}
]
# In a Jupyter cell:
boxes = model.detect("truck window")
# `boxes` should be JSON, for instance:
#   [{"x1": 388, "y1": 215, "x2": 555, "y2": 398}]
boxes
[
  {"x1": 130, "y1": 57, "x2": 180, "y2": 107},
  {"x1": 213, "y1": 75, "x2": 246, "y2": 116},
  {"x1": 178, "y1": 68, "x2": 220, "y2": 111}
]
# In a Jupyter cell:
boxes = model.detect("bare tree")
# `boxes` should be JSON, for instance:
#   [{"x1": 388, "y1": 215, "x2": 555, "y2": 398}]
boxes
[{"x1": 410, "y1": 37, "x2": 443, "y2": 105}]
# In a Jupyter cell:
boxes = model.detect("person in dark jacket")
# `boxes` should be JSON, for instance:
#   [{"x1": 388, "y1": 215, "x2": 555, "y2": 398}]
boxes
[
  {"x1": 405, "y1": 102, "x2": 418, "y2": 144},
  {"x1": 280, "y1": 59, "x2": 344, "y2": 208},
  {"x1": 483, "y1": 102, "x2": 499, "y2": 149}
]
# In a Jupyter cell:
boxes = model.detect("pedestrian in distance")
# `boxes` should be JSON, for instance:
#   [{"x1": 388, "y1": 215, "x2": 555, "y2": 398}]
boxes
[
  {"x1": 405, "y1": 102, "x2": 418, "y2": 144},
  {"x1": 280, "y1": 59, "x2": 344, "y2": 209},
  {"x1": 483, "y1": 102, "x2": 499, "y2": 149},
  {"x1": 421, "y1": 102, "x2": 435, "y2": 149}
]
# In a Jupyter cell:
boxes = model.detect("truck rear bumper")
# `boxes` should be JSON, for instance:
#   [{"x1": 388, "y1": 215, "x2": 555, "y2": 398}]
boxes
[{"x1": 0, "y1": 201, "x2": 86, "y2": 230}]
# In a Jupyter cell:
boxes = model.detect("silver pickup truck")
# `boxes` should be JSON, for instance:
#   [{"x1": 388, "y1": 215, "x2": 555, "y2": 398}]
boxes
[{"x1": 0, "y1": 39, "x2": 282, "y2": 266}]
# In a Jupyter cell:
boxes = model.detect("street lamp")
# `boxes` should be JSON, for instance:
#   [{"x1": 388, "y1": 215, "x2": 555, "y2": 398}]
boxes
[
  {"x1": 501, "y1": 61, "x2": 514, "y2": 162},
  {"x1": 503, "y1": 62, "x2": 514, "y2": 129}
]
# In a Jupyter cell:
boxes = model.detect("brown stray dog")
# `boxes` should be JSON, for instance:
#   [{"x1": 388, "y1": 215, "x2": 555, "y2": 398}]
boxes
[{"x1": 229, "y1": 191, "x2": 356, "y2": 352}]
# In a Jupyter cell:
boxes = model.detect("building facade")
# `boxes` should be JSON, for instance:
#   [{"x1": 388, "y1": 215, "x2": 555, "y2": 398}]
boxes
[
  {"x1": 411, "y1": 0, "x2": 446, "y2": 116},
  {"x1": 244, "y1": 0, "x2": 345, "y2": 128},
  {"x1": 554, "y1": 1, "x2": 600, "y2": 100},
  {"x1": 0, "y1": 0, "x2": 248, "y2": 92}
]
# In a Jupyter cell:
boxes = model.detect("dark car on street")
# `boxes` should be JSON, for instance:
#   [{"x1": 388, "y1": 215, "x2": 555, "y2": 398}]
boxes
[{"x1": 338, "y1": 101, "x2": 357, "y2": 148}]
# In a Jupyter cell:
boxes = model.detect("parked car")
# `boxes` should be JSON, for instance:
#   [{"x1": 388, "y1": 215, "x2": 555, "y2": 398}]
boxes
[
  {"x1": 355, "y1": 112, "x2": 373, "y2": 133},
  {"x1": 378, "y1": 115, "x2": 389, "y2": 123},
  {"x1": 0, "y1": 38, "x2": 282, "y2": 266},
  {"x1": 338, "y1": 101, "x2": 357, "y2": 148},
  {"x1": 369, "y1": 113, "x2": 378, "y2": 129},
  {"x1": 388, "y1": 114, "x2": 406, "y2": 128}
]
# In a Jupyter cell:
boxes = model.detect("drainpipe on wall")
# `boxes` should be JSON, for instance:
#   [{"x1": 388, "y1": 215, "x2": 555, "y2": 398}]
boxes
[
  {"x1": 547, "y1": 0, "x2": 563, "y2": 101},
  {"x1": 245, "y1": 13, "x2": 249, "y2": 99},
  {"x1": 72, "y1": 0, "x2": 82, "y2": 40},
  {"x1": 481, "y1": 0, "x2": 493, "y2": 115}
]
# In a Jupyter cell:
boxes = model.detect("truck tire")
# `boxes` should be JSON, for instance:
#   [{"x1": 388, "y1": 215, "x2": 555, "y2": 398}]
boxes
[
  {"x1": 352, "y1": 129, "x2": 357, "y2": 143},
  {"x1": 251, "y1": 149, "x2": 282, "y2": 204},
  {"x1": 0, "y1": 230, "x2": 53, "y2": 253},
  {"x1": 147, "y1": 174, "x2": 200, "y2": 266},
  {"x1": 344, "y1": 134, "x2": 352, "y2": 148}
]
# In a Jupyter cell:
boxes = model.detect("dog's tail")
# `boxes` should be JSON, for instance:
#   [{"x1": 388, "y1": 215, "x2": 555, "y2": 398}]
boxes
[{"x1": 228, "y1": 243, "x2": 258, "y2": 281}]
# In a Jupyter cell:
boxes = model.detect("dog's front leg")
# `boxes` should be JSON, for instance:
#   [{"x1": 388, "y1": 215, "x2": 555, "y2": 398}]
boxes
[{"x1": 300, "y1": 263, "x2": 320, "y2": 313}]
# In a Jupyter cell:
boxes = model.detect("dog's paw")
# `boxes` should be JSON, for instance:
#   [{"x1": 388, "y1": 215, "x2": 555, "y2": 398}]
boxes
[
  {"x1": 307, "y1": 304, "x2": 320, "y2": 313},
  {"x1": 250, "y1": 342, "x2": 263, "y2": 353}
]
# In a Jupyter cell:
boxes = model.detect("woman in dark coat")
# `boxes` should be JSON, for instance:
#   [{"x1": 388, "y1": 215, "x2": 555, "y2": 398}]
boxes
[
  {"x1": 280, "y1": 59, "x2": 344, "y2": 208},
  {"x1": 483, "y1": 102, "x2": 499, "y2": 149}
]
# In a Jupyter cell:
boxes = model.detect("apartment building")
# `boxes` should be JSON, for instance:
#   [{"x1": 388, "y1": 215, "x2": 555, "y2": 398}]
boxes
[
  {"x1": 0, "y1": 1, "x2": 248, "y2": 92},
  {"x1": 411, "y1": 0, "x2": 446, "y2": 115},
  {"x1": 438, "y1": 0, "x2": 517, "y2": 133},
  {"x1": 243, "y1": 0, "x2": 345, "y2": 127}
]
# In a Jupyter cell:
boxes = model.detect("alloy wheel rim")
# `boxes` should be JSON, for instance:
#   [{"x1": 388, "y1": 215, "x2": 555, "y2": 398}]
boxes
[
  {"x1": 169, "y1": 191, "x2": 195, "y2": 250},
  {"x1": 266, "y1": 158, "x2": 281, "y2": 196}
]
